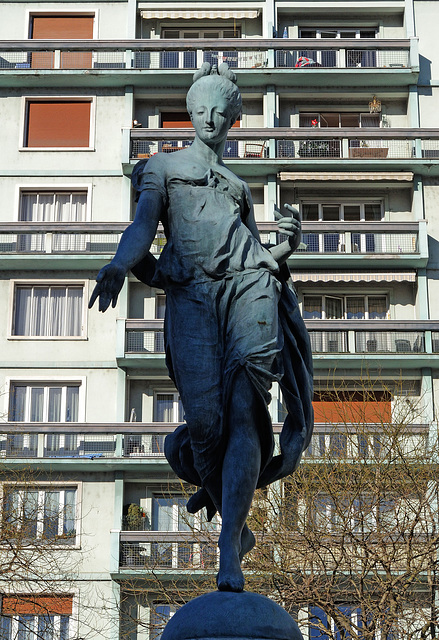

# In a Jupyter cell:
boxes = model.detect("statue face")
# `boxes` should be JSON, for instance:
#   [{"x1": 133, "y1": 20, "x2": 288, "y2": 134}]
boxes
[{"x1": 190, "y1": 90, "x2": 232, "y2": 145}]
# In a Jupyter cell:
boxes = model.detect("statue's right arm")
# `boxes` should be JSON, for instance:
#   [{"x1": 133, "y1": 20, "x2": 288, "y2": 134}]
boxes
[{"x1": 89, "y1": 189, "x2": 163, "y2": 312}]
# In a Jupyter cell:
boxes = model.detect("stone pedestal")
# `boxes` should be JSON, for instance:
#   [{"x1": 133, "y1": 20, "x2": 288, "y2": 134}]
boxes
[{"x1": 161, "y1": 591, "x2": 304, "y2": 640}]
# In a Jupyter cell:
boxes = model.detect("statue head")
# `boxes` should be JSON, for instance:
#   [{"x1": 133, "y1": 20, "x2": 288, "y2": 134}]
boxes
[{"x1": 186, "y1": 63, "x2": 242, "y2": 129}]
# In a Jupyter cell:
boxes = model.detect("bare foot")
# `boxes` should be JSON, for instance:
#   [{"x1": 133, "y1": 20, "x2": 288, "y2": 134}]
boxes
[
  {"x1": 216, "y1": 551, "x2": 245, "y2": 592},
  {"x1": 239, "y1": 525, "x2": 255, "y2": 562}
]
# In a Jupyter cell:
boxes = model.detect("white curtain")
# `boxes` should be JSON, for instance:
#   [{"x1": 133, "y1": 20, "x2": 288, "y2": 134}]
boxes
[
  {"x1": 64, "y1": 490, "x2": 76, "y2": 534},
  {"x1": 32, "y1": 287, "x2": 49, "y2": 336},
  {"x1": 14, "y1": 287, "x2": 32, "y2": 335},
  {"x1": 20, "y1": 192, "x2": 87, "y2": 252},
  {"x1": 30, "y1": 387, "x2": 44, "y2": 422},
  {"x1": 65, "y1": 287, "x2": 83, "y2": 335},
  {"x1": 48, "y1": 387, "x2": 62, "y2": 422},
  {"x1": 15, "y1": 286, "x2": 83, "y2": 336},
  {"x1": 155, "y1": 394, "x2": 173, "y2": 421}
]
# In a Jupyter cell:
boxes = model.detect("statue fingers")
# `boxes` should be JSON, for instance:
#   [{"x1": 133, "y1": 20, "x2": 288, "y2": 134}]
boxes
[
  {"x1": 99, "y1": 291, "x2": 112, "y2": 313},
  {"x1": 88, "y1": 283, "x2": 102, "y2": 309}
]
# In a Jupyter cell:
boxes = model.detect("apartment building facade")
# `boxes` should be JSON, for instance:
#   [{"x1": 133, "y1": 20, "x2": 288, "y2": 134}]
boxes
[{"x1": 0, "y1": 0, "x2": 439, "y2": 637}]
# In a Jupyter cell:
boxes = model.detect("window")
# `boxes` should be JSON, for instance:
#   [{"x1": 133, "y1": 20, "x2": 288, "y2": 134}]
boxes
[
  {"x1": 18, "y1": 190, "x2": 87, "y2": 252},
  {"x1": 2, "y1": 487, "x2": 77, "y2": 544},
  {"x1": 300, "y1": 112, "x2": 380, "y2": 128},
  {"x1": 0, "y1": 595, "x2": 72, "y2": 640},
  {"x1": 8, "y1": 383, "x2": 80, "y2": 422},
  {"x1": 12, "y1": 284, "x2": 84, "y2": 337},
  {"x1": 153, "y1": 393, "x2": 183, "y2": 423},
  {"x1": 30, "y1": 14, "x2": 94, "y2": 69},
  {"x1": 159, "y1": 28, "x2": 241, "y2": 70},
  {"x1": 150, "y1": 605, "x2": 179, "y2": 640},
  {"x1": 303, "y1": 295, "x2": 388, "y2": 320},
  {"x1": 24, "y1": 100, "x2": 92, "y2": 148},
  {"x1": 302, "y1": 201, "x2": 382, "y2": 222},
  {"x1": 150, "y1": 495, "x2": 218, "y2": 569},
  {"x1": 298, "y1": 29, "x2": 377, "y2": 68}
]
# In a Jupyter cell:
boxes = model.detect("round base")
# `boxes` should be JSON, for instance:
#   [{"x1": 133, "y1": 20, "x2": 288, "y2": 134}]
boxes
[{"x1": 161, "y1": 591, "x2": 303, "y2": 640}]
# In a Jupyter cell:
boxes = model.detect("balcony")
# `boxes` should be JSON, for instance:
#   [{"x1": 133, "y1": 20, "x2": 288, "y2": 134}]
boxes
[
  {"x1": 0, "y1": 423, "x2": 176, "y2": 468},
  {"x1": 119, "y1": 531, "x2": 219, "y2": 573},
  {"x1": 0, "y1": 222, "x2": 127, "y2": 270},
  {"x1": 0, "y1": 38, "x2": 418, "y2": 89},
  {"x1": 127, "y1": 128, "x2": 439, "y2": 177},
  {"x1": 121, "y1": 319, "x2": 439, "y2": 370},
  {"x1": 0, "y1": 221, "x2": 426, "y2": 271}
]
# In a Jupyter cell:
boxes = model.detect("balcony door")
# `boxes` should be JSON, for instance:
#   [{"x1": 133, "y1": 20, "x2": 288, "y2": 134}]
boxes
[{"x1": 161, "y1": 27, "x2": 241, "y2": 69}]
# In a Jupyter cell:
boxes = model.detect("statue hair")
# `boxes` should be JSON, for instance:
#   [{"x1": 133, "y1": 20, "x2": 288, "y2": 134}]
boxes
[{"x1": 186, "y1": 63, "x2": 242, "y2": 123}]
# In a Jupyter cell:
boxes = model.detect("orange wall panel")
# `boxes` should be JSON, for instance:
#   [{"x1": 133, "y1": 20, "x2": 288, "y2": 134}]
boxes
[
  {"x1": 2, "y1": 595, "x2": 73, "y2": 615},
  {"x1": 313, "y1": 400, "x2": 392, "y2": 424}
]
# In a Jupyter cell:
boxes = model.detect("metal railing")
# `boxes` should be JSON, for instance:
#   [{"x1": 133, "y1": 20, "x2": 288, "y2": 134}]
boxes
[
  {"x1": 297, "y1": 223, "x2": 420, "y2": 255},
  {"x1": 303, "y1": 425, "x2": 428, "y2": 459},
  {"x1": 124, "y1": 320, "x2": 439, "y2": 356},
  {"x1": 0, "y1": 423, "x2": 177, "y2": 460},
  {"x1": 0, "y1": 223, "x2": 125, "y2": 255},
  {"x1": 130, "y1": 128, "x2": 439, "y2": 161},
  {"x1": 0, "y1": 421, "x2": 431, "y2": 461},
  {"x1": 0, "y1": 38, "x2": 415, "y2": 72},
  {"x1": 0, "y1": 222, "x2": 423, "y2": 259},
  {"x1": 119, "y1": 532, "x2": 219, "y2": 570}
]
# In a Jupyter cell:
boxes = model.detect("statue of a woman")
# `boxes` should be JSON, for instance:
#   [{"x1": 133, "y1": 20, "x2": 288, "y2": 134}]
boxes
[{"x1": 89, "y1": 63, "x2": 313, "y2": 592}]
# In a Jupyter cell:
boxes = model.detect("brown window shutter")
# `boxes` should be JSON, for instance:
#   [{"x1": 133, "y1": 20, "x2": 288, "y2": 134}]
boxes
[
  {"x1": 26, "y1": 101, "x2": 91, "y2": 148},
  {"x1": 31, "y1": 16, "x2": 93, "y2": 68},
  {"x1": 161, "y1": 112, "x2": 241, "y2": 129},
  {"x1": 2, "y1": 595, "x2": 73, "y2": 615},
  {"x1": 31, "y1": 15, "x2": 93, "y2": 39},
  {"x1": 161, "y1": 112, "x2": 193, "y2": 129}
]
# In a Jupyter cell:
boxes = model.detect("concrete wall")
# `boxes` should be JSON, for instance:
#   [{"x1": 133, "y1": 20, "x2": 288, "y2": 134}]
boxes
[{"x1": 0, "y1": 2, "x2": 128, "y2": 39}]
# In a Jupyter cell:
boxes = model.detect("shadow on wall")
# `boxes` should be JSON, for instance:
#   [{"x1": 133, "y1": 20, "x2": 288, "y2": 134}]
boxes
[
  {"x1": 427, "y1": 236, "x2": 439, "y2": 271},
  {"x1": 418, "y1": 54, "x2": 432, "y2": 88}
]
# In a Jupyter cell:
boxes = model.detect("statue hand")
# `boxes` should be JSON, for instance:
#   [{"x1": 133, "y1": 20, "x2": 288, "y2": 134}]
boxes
[
  {"x1": 274, "y1": 204, "x2": 302, "y2": 253},
  {"x1": 88, "y1": 262, "x2": 127, "y2": 312}
]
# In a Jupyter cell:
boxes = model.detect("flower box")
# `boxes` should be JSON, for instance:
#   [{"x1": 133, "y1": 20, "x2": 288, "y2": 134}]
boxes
[{"x1": 349, "y1": 147, "x2": 389, "y2": 159}]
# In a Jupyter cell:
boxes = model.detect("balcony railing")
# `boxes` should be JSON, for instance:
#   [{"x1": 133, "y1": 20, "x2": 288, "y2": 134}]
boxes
[
  {"x1": 119, "y1": 531, "x2": 219, "y2": 570},
  {"x1": 125, "y1": 319, "x2": 439, "y2": 356},
  {"x1": 130, "y1": 128, "x2": 439, "y2": 161},
  {"x1": 1, "y1": 421, "x2": 431, "y2": 462},
  {"x1": 0, "y1": 222, "x2": 424, "y2": 261},
  {"x1": 0, "y1": 423, "x2": 177, "y2": 460},
  {"x1": 303, "y1": 423, "x2": 429, "y2": 459},
  {"x1": 0, "y1": 223, "x2": 125, "y2": 255},
  {"x1": 0, "y1": 38, "x2": 415, "y2": 72}
]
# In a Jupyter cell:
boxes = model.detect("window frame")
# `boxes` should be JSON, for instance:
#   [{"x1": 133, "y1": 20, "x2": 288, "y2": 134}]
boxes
[
  {"x1": 300, "y1": 199, "x2": 384, "y2": 222},
  {"x1": 9, "y1": 279, "x2": 88, "y2": 340},
  {"x1": 19, "y1": 96, "x2": 96, "y2": 152},
  {"x1": 4, "y1": 376, "x2": 86, "y2": 423},
  {"x1": 153, "y1": 391, "x2": 183, "y2": 423},
  {"x1": 301, "y1": 293, "x2": 389, "y2": 320},
  {"x1": 26, "y1": 10, "x2": 97, "y2": 40},
  {"x1": 15, "y1": 184, "x2": 92, "y2": 223},
  {"x1": 0, "y1": 482, "x2": 81, "y2": 548}
]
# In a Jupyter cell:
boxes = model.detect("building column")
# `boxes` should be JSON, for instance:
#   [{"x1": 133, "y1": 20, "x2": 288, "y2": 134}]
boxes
[{"x1": 263, "y1": 0, "x2": 276, "y2": 38}]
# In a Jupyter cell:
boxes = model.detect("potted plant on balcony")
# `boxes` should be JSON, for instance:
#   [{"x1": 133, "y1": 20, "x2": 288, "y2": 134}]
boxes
[
  {"x1": 349, "y1": 140, "x2": 389, "y2": 158},
  {"x1": 126, "y1": 503, "x2": 146, "y2": 531}
]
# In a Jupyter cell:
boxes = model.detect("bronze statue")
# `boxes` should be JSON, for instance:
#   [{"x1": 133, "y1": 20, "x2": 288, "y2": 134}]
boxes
[{"x1": 89, "y1": 63, "x2": 313, "y2": 592}]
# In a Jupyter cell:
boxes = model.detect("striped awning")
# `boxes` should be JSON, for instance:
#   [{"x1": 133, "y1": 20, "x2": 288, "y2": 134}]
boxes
[
  {"x1": 291, "y1": 270, "x2": 417, "y2": 283},
  {"x1": 279, "y1": 172, "x2": 414, "y2": 182},
  {"x1": 141, "y1": 9, "x2": 260, "y2": 19}
]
